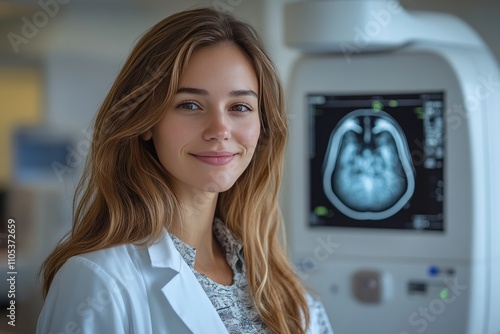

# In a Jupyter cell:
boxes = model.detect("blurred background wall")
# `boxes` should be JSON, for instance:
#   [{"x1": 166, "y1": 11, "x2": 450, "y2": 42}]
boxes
[{"x1": 0, "y1": 0, "x2": 498, "y2": 333}]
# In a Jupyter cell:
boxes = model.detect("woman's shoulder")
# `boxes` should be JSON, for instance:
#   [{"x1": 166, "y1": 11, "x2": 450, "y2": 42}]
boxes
[
  {"x1": 73, "y1": 242, "x2": 143, "y2": 267},
  {"x1": 53, "y1": 228, "x2": 179, "y2": 291},
  {"x1": 38, "y1": 244, "x2": 144, "y2": 334},
  {"x1": 55, "y1": 242, "x2": 148, "y2": 290}
]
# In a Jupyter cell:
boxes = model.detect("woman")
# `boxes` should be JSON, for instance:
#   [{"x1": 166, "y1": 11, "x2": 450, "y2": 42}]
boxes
[{"x1": 37, "y1": 7, "x2": 334, "y2": 334}]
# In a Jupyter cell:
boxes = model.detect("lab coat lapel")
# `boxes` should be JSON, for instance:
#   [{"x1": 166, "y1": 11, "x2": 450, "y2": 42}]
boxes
[
  {"x1": 148, "y1": 230, "x2": 229, "y2": 334},
  {"x1": 162, "y1": 263, "x2": 229, "y2": 334}
]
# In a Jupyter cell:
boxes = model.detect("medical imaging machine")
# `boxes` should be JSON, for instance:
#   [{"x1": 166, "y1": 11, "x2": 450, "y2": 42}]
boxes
[{"x1": 283, "y1": 1, "x2": 500, "y2": 333}]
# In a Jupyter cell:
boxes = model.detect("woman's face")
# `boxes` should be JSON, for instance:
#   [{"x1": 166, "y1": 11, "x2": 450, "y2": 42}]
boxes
[{"x1": 151, "y1": 42, "x2": 261, "y2": 194}]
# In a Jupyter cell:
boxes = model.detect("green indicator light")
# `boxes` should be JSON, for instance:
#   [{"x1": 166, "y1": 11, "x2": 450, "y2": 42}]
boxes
[
  {"x1": 389, "y1": 100, "x2": 398, "y2": 108},
  {"x1": 314, "y1": 206, "x2": 328, "y2": 216},
  {"x1": 414, "y1": 107, "x2": 425, "y2": 119},
  {"x1": 439, "y1": 289, "x2": 449, "y2": 300},
  {"x1": 372, "y1": 101, "x2": 383, "y2": 111}
]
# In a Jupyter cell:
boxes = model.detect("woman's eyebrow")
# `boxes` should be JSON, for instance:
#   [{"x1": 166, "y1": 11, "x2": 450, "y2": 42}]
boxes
[
  {"x1": 176, "y1": 87, "x2": 208, "y2": 95},
  {"x1": 176, "y1": 87, "x2": 257, "y2": 98},
  {"x1": 229, "y1": 89, "x2": 258, "y2": 98}
]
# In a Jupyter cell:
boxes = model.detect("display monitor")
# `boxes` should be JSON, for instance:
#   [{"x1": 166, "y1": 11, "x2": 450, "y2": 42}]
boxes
[
  {"x1": 13, "y1": 127, "x2": 74, "y2": 183},
  {"x1": 308, "y1": 92, "x2": 445, "y2": 231}
]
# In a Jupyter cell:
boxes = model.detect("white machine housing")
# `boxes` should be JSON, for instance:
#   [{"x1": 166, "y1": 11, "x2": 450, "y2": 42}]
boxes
[{"x1": 283, "y1": 1, "x2": 500, "y2": 334}]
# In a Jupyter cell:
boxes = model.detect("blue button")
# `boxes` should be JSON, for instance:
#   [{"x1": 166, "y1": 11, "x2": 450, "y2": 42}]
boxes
[{"x1": 428, "y1": 266, "x2": 439, "y2": 276}]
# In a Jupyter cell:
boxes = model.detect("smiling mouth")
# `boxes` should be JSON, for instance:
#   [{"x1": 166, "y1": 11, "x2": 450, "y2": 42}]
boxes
[{"x1": 191, "y1": 152, "x2": 236, "y2": 166}]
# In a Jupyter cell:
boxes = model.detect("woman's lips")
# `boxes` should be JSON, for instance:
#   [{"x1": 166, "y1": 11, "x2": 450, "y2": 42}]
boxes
[{"x1": 191, "y1": 152, "x2": 236, "y2": 166}]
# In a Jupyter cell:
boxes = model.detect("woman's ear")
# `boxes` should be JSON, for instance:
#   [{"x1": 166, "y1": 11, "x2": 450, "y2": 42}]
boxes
[{"x1": 141, "y1": 130, "x2": 153, "y2": 141}]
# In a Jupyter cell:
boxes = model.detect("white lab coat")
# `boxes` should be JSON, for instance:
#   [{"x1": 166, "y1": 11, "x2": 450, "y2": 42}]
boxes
[{"x1": 37, "y1": 229, "x2": 323, "y2": 334}]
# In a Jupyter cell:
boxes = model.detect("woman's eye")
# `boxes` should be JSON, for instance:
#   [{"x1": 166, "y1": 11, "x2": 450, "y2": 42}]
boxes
[
  {"x1": 177, "y1": 102, "x2": 200, "y2": 110},
  {"x1": 230, "y1": 104, "x2": 252, "y2": 113}
]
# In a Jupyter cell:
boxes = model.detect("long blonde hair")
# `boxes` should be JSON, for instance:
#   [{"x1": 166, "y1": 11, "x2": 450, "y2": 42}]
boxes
[{"x1": 40, "y1": 7, "x2": 309, "y2": 333}]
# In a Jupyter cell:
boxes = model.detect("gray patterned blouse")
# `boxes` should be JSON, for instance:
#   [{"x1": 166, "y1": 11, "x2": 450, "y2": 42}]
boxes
[{"x1": 169, "y1": 219, "x2": 334, "y2": 334}]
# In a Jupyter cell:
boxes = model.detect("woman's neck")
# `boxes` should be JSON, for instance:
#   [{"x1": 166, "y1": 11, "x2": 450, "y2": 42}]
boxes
[
  {"x1": 170, "y1": 186, "x2": 233, "y2": 285},
  {"x1": 171, "y1": 187, "x2": 218, "y2": 251}
]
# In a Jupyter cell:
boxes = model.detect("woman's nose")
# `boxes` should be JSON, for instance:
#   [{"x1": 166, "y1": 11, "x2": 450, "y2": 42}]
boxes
[{"x1": 203, "y1": 111, "x2": 231, "y2": 142}]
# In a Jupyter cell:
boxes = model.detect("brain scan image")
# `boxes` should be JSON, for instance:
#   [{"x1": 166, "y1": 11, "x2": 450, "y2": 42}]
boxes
[
  {"x1": 322, "y1": 109, "x2": 416, "y2": 220},
  {"x1": 309, "y1": 92, "x2": 445, "y2": 230}
]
